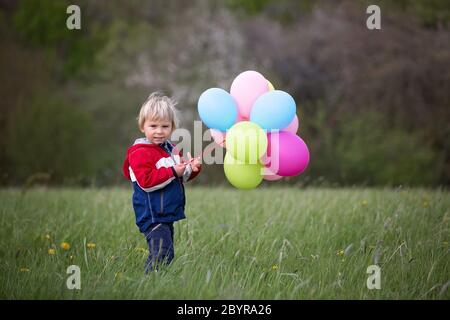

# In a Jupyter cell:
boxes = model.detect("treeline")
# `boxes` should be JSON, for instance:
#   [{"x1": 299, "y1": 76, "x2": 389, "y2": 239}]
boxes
[{"x1": 0, "y1": 0, "x2": 449, "y2": 187}]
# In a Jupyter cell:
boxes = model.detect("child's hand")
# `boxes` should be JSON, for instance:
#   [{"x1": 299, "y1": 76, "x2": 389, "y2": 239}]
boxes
[
  {"x1": 173, "y1": 163, "x2": 187, "y2": 177},
  {"x1": 186, "y1": 152, "x2": 202, "y2": 172}
]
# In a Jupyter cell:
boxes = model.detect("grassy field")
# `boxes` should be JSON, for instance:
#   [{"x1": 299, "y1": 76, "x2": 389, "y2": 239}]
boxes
[{"x1": 0, "y1": 186, "x2": 448, "y2": 299}]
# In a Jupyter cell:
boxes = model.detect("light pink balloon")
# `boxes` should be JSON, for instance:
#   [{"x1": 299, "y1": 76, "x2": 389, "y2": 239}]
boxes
[
  {"x1": 282, "y1": 115, "x2": 299, "y2": 134},
  {"x1": 230, "y1": 71, "x2": 269, "y2": 119},
  {"x1": 265, "y1": 131, "x2": 310, "y2": 176},
  {"x1": 263, "y1": 167, "x2": 283, "y2": 181},
  {"x1": 236, "y1": 113, "x2": 248, "y2": 123},
  {"x1": 210, "y1": 129, "x2": 226, "y2": 147}
]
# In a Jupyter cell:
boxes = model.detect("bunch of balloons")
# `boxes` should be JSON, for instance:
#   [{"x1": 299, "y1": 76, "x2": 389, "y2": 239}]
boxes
[{"x1": 198, "y1": 70, "x2": 310, "y2": 189}]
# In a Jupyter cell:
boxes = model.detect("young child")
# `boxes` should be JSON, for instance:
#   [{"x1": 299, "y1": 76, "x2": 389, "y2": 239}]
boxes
[{"x1": 122, "y1": 92, "x2": 201, "y2": 272}]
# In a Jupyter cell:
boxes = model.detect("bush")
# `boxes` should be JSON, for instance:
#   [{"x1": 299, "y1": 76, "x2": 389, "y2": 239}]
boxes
[
  {"x1": 306, "y1": 110, "x2": 441, "y2": 186},
  {"x1": 5, "y1": 96, "x2": 95, "y2": 185},
  {"x1": 13, "y1": 0, "x2": 105, "y2": 77}
]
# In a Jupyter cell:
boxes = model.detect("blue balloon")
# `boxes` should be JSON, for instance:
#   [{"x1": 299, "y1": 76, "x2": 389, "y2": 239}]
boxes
[
  {"x1": 250, "y1": 90, "x2": 296, "y2": 130},
  {"x1": 198, "y1": 88, "x2": 238, "y2": 132}
]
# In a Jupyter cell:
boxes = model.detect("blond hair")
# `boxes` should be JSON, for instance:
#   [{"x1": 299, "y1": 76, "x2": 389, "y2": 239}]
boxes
[{"x1": 137, "y1": 92, "x2": 180, "y2": 130}]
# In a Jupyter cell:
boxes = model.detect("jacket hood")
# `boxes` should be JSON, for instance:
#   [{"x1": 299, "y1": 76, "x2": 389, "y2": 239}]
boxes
[{"x1": 133, "y1": 137, "x2": 151, "y2": 145}]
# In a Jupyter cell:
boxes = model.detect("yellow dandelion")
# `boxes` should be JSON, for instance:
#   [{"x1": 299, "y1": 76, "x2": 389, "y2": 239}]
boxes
[
  {"x1": 60, "y1": 242, "x2": 71, "y2": 250},
  {"x1": 271, "y1": 265, "x2": 279, "y2": 271},
  {"x1": 45, "y1": 234, "x2": 51, "y2": 240},
  {"x1": 135, "y1": 247, "x2": 147, "y2": 253},
  {"x1": 336, "y1": 250, "x2": 344, "y2": 256},
  {"x1": 48, "y1": 248, "x2": 56, "y2": 255},
  {"x1": 20, "y1": 268, "x2": 30, "y2": 272},
  {"x1": 87, "y1": 243, "x2": 96, "y2": 249}
]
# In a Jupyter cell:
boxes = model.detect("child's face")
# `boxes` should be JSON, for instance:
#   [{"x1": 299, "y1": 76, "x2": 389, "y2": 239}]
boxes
[{"x1": 140, "y1": 118, "x2": 173, "y2": 144}]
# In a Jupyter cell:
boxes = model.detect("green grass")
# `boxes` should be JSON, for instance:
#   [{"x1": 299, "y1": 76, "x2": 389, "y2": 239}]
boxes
[{"x1": 0, "y1": 187, "x2": 448, "y2": 299}]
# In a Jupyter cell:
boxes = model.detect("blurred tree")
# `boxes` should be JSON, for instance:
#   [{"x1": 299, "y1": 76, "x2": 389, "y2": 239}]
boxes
[
  {"x1": 298, "y1": 105, "x2": 441, "y2": 186},
  {"x1": 0, "y1": 7, "x2": 52, "y2": 185},
  {"x1": 372, "y1": 0, "x2": 450, "y2": 29},
  {"x1": 1, "y1": 0, "x2": 449, "y2": 187},
  {"x1": 225, "y1": 0, "x2": 315, "y2": 24},
  {"x1": 330, "y1": 111, "x2": 440, "y2": 186},
  {"x1": 5, "y1": 96, "x2": 95, "y2": 185},
  {"x1": 13, "y1": 0, "x2": 69, "y2": 46},
  {"x1": 12, "y1": 0, "x2": 106, "y2": 77},
  {"x1": 242, "y1": 1, "x2": 450, "y2": 185},
  {"x1": 228, "y1": 0, "x2": 450, "y2": 29}
]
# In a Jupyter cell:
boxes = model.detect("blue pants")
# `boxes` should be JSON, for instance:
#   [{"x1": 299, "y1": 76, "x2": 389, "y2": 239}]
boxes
[{"x1": 144, "y1": 222, "x2": 174, "y2": 272}]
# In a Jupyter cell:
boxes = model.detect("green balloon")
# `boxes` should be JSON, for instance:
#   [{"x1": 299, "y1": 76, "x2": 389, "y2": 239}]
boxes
[
  {"x1": 226, "y1": 121, "x2": 268, "y2": 164},
  {"x1": 224, "y1": 152, "x2": 263, "y2": 189}
]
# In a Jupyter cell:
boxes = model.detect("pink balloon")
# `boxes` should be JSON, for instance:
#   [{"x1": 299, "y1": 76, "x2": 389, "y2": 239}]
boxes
[
  {"x1": 263, "y1": 167, "x2": 283, "y2": 181},
  {"x1": 210, "y1": 129, "x2": 226, "y2": 147},
  {"x1": 230, "y1": 71, "x2": 269, "y2": 119},
  {"x1": 282, "y1": 115, "x2": 299, "y2": 134},
  {"x1": 265, "y1": 131, "x2": 310, "y2": 176},
  {"x1": 236, "y1": 113, "x2": 248, "y2": 123}
]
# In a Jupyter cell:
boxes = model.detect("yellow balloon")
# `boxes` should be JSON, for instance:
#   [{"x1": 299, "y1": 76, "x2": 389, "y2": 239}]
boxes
[
  {"x1": 267, "y1": 81, "x2": 275, "y2": 91},
  {"x1": 226, "y1": 121, "x2": 268, "y2": 164},
  {"x1": 224, "y1": 152, "x2": 263, "y2": 190}
]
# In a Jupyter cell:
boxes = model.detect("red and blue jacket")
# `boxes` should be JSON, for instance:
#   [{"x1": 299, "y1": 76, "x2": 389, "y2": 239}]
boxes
[{"x1": 123, "y1": 138, "x2": 201, "y2": 233}]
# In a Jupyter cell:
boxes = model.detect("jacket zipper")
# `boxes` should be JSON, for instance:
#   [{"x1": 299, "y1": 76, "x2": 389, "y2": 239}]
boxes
[
  {"x1": 178, "y1": 179, "x2": 185, "y2": 206},
  {"x1": 147, "y1": 193, "x2": 155, "y2": 223}
]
